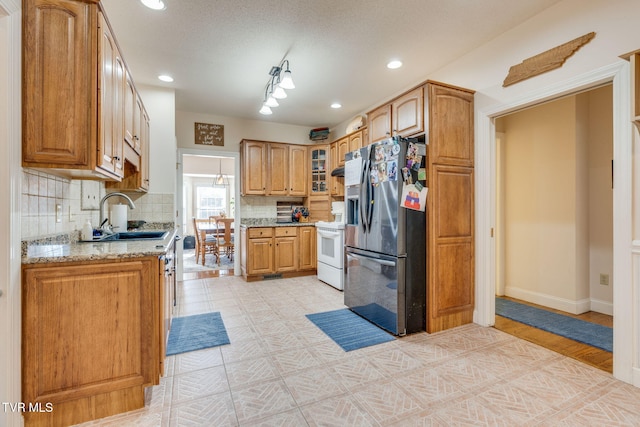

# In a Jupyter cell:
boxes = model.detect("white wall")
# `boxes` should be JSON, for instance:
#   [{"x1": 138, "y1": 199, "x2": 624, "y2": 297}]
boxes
[
  {"x1": 501, "y1": 96, "x2": 581, "y2": 307},
  {"x1": 176, "y1": 111, "x2": 313, "y2": 152},
  {"x1": 498, "y1": 88, "x2": 613, "y2": 314},
  {"x1": 139, "y1": 84, "x2": 177, "y2": 195}
]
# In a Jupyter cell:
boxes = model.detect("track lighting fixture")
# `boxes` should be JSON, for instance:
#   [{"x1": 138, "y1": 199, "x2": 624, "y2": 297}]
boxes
[{"x1": 259, "y1": 59, "x2": 295, "y2": 115}]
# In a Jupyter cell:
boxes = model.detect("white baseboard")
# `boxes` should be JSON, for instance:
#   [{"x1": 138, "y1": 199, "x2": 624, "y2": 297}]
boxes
[
  {"x1": 504, "y1": 286, "x2": 592, "y2": 315},
  {"x1": 590, "y1": 298, "x2": 613, "y2": 316}
]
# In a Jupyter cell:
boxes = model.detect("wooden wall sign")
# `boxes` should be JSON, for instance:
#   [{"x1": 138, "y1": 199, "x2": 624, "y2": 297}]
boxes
[
  {"x1": 503, "y1": 32, "x2": 595, "y2": 87},
  {"x1": 194, "y1": 122, "x2": 224, "y2": 146}
]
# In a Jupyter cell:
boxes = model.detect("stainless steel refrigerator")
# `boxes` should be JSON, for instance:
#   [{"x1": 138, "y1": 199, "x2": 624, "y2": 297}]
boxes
[{"x1": 344, "y1": 136, "x2": 426, "y2": 336}]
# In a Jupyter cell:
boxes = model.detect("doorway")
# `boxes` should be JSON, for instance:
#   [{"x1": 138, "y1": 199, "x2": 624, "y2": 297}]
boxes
[
  {"x1": 492, "y1": 84, "x2": 614, "y2": 371},
  {"x1": 474, "y1": 61, "x2": 633, "y2": 382},
  {"x1": 176, "y1": 149, "x2": 241, "y2": 281}
]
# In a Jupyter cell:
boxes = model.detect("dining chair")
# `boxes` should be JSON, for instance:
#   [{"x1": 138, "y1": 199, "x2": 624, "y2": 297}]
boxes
[
  {"x1": 192, "y1": 217, "x2": 219, "y2": 265},
  {"x1": 215, "y1": 217, "x2": 234, "y2": 262}
]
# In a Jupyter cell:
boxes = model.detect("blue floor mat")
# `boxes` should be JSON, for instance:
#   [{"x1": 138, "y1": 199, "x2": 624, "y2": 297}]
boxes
[
  {"x1": 166, "y1": 312, "x2": 230, "y2": 356},
  {"x1": 306, "y1": 308, "x2": 395, "y2": 352},
  {"x1": 496, "y1": 297, "x2": 612, "y2": 352}
]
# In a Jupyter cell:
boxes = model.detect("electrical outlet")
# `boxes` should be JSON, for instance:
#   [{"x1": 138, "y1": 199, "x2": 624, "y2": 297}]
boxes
[
  {"x1": 599, "y1": 274, "x2": 609, "y2": 286},
  {"x1": 55, "y1": 204, "x2": 62, "y2": 223}
]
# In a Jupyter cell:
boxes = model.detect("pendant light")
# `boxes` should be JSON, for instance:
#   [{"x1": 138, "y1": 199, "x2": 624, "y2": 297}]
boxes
[{"x1": 213, "y1": 158, "x2": 229, "y2": 187}]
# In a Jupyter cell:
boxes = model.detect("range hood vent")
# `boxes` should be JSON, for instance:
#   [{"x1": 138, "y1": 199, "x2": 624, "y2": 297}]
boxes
[{"x1": 331, "y1": 167, "x2": 345, "y2": 177}]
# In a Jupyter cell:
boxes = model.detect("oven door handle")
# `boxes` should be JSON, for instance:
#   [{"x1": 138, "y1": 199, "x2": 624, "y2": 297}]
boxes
[{"x1": 318, "y1": 230, "x2": 341, "y2": 238}]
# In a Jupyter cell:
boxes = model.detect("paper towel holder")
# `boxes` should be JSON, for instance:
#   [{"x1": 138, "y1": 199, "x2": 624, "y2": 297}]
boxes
[{"x1": 99, "y1": 192, "x2": 136, "y2": 234}]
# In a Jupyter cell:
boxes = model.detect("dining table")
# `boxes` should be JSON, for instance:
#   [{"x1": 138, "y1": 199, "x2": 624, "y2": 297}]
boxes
[{"x1": 196, "y1": 218, "x2": 235, "y2": 238}]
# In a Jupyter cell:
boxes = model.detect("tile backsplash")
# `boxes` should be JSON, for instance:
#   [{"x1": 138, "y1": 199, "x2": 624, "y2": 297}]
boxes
[
  {"x1": 21, "y1": 169, "x2": 175, "y2": 240},
  {"x1": 240, "y1": 196, "x2": 304, "y2": 220}
]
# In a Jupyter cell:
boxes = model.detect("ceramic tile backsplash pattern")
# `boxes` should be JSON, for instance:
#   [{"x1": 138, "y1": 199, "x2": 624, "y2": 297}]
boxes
[
  {"x1": 22, "y1": 169, "x2": 175, "y2": 240},
  {"x1": 111, "y1": 191, "x2": 175, "y2": 223},
  {"x1": 21, "y1": 170, "x2": 102, "y2": 239},
  {"x1": 241, "y1": 196, "x2": 303, "y2": 220}
]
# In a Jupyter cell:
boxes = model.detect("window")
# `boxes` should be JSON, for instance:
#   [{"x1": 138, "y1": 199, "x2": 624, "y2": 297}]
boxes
[{"x1": 196, "y1": 186, "x2": 226, "y2": 219}]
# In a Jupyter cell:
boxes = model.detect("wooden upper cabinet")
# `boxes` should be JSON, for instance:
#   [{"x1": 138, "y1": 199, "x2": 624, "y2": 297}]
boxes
[
  {"x1": 367, "y1": 87, "x2": 423, "y2": 145},
  {"x1": 139, "y1": 109, "x2": 150, "y2": 191},
  {"x1": 336, "y1": 136, "x2": 349, "y2": 167},
  {"x1": 98, "y1": 11, "x2": 125, "y2": 179},
  {"x1": 98, "y1": 11, "x2": 119, "y2": 177},
  {"x1": 22, "y1": 0, "x2": 147, "y2": 181},
  {"x1": 426, "y1": 82, "x2": 474, "y2": 167},
  {"x1": 348, "y1": 130, "x2": 363, "y2": 152},
  {"x1": 242, "y1": 141, "x2": 307, "y2": 196},
  {"x1": 267, "y1": 143, "x2": 289, "y2": 195},
  {"x1": 22, "y1": 0, "x2": 99, "y2": 173},
  {"x1": 288, "y1": 145, "x2": 307, "y2": 196},
  {"x1": 310, "y1": 145, "x2": 329, "y2": 194},
  {"x1": 392, "y1": 87, "x2": 424, "y2": 137},
  {"x1": 106, "y1": 102, "x2": 149, "y2": 192},
  {"x1": 241, "y1": 140, "x2": 267, "y2": 195},
  {"x1": 368, "y1": 104, "x2": 391, "y2": 144},
  {"x1": 124, "y1": 71, "x2": 141, "y2": 154}
]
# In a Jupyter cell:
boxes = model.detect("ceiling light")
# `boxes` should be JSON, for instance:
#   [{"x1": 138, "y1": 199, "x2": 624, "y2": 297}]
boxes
[
  {"x1": 331, "y1": 103, "x2": 342, "y2": 109},
  {"x1": 278, "y1": 62, "x2": 295, "y2": 89},
  {"x1": 387, "y1": 60, "x2": 403, "y2": 69},
  {"x1": 141, "y1": 0, "x2": 166, "y2": 10},
  {"x1": 158, "y1": 74, "x2": 174, "y2": 82},
  {"x1": 259, "y1": 104, "x2": 272, "y2": 115},
  {"x1": 265, "y1": 95, "x2": 279, "y2": 108},
  {"x1": 258, "y1": 58, "x2": 295, "y2": 115},
  {"x1": 272, "y1": 86, "x2": 287, "y2": 99}
]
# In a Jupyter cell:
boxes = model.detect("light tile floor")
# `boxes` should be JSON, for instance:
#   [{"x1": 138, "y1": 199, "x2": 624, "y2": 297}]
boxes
[{"x1": 78, "y1": 275, "x2": 640, "y2": 426}]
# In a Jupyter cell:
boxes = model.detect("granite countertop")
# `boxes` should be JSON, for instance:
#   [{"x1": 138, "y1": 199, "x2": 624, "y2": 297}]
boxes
[
  {"x1": 241, "y1": 218, "x2": 316, "y2": 228},
  {"x1": 22, "y1": 229, "x2": 178, "y2": 265}
]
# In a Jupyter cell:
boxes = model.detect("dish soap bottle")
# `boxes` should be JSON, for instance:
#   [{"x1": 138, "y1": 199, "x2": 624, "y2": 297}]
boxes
[{"x1": 81, "y1": 220, "x2": 93, "y2": 241}]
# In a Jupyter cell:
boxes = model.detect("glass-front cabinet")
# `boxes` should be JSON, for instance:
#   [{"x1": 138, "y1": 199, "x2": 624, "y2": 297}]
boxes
[{"x1": 310, "y1": 145, "x2": 329, "y2": 194}]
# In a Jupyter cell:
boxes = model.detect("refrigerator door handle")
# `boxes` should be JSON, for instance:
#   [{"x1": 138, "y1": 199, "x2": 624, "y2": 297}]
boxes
[
  {"x1": 367, "y1": 176, "x2": 374, "y2": 231},
  {"x1": 360, "y1": 158, "x2": 369, "y2": 232},
  {"x1": 349, "y1": 252, "x2": 396, "y2": 267}
]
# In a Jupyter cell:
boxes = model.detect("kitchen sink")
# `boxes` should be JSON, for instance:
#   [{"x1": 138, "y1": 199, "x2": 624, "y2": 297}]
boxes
[{"x1": 83, "y1": 230, "x2": 169, "y2": 242}]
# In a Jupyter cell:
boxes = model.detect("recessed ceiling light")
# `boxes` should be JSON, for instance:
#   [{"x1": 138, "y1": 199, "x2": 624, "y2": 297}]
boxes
[
  {"x1": 141, "y1": 0, "x2": 166, "y2": 10},
  {"x1": 387, "y1": 60, "x2": 403, "y2": 69},
  {"x1": 331, "y1": 103, "x2": 342, "y2": 109},
  {"x1": 158, "y1": 75, "x2": 174, "y2": 82}
]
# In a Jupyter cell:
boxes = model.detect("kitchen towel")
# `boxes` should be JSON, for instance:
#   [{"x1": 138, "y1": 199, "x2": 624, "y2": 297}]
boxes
[{"x1": 110, "y1": 204, "x2": 128, "y2": 233}]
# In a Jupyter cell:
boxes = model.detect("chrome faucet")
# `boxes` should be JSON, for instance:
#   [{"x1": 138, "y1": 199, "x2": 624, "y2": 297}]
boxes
[{"x1": 99, "y1": 192, "x2": 136, "y2": 234}]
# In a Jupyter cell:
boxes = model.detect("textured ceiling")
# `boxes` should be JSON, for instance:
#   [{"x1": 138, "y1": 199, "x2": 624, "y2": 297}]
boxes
[{"x1": 102, "y1": 0, "x2": 563, "y2": 129}]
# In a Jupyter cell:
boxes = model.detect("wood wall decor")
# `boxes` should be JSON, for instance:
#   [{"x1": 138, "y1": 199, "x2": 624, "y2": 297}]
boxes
[
  {"x1": 503, "y1": 32, "x2": 595, "y2": 87},
  {"x1": 194, "y1": 122, "x2": 224, "y2": 146}
]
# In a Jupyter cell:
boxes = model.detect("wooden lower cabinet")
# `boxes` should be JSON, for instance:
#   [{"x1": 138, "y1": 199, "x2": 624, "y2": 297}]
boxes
[
  {"x1": 274, "y1": 227, "x2": 298, "y2": 272},
  {"x1": 298, "y1": 226, "x2": 316, "y2": 270},
  {"x1": 22, "y1": 256, "x2": 168, "y2": 427},
  {"x1": 241, "y1": 226, "x2": 316, "y2": 281},
  {"x1": 426, "y1": 165, "x2": 475, "y2": 333}
]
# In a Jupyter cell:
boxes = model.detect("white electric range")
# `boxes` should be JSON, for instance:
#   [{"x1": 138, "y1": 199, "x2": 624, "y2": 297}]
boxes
[{"x1": 315, "y1": 220, "x2": 345, "y2": 290}]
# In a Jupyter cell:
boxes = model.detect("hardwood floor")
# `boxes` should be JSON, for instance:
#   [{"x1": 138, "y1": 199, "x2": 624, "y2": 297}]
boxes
[
  {"x1": 181, "y1": 269, "x2": 234, "y2": 280},
  {"x1": 494, "y1": 296, "x2": 613, "y2": 373}
]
